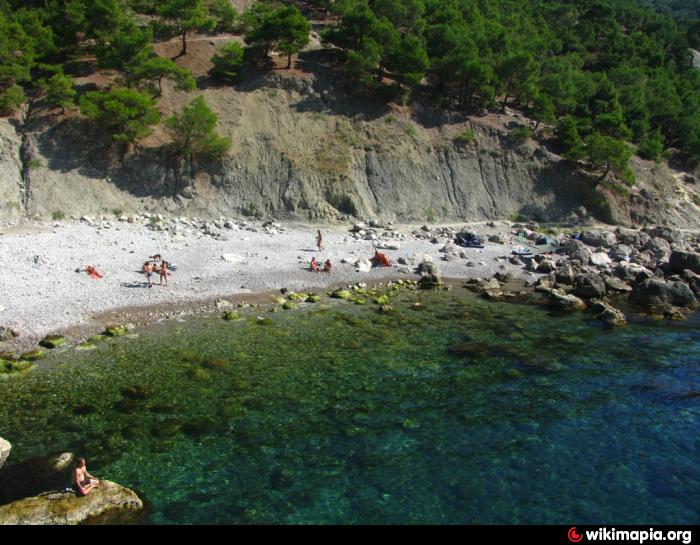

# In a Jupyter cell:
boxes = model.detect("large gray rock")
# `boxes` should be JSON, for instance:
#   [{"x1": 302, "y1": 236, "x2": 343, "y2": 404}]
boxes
[
  {"x1": 574, "y1": 273, "x2": 606, "y2": 298},
  {"x1": 604, "y1": 276, "x2": 632, "y2": 293},
  {"x1": 682, "y1": 270, "x2": 700, "y2": 297},
  {"x1": 0, "y1": 480, "x2": 143, "y2": 525},
  {"x1": 590, "y1": 299, "x2": 626, "y2": 327},
  {"x1": 615, "y1": 228, "x2": 651, "y2": 250},
  {"x1": 581, "y1": 230, "x2": 616, "y2": 248},
  {"x1": 549, "y1": 290, "x2": 587, "y2": 311},
  {"x1": 643, "y1": 226, "x2": 685, "y2": 246},
  {"x1": 630, "y1": 279, "x2": 697, "y2": 308},
  {"x1": 609, "y1": 244, "x2": 633, "y2": 261},
  {"x1": 669, "y1": 251, "x2": 700, "y2": 274},
  {"x1": 644, "y1": 237, "x2": 672, "y2": 260},
  {"x1": 0, "y1": 438, "x2": 10, "y2": 470},
  {"x1": 0, "y1": 119, "x2": 24, "y2": 225},
  {"x1": 589, "y1": 251, "x2": 612, "y2": 267}
]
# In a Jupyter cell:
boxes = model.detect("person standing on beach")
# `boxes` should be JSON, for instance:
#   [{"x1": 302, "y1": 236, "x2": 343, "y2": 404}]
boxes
[
  {"x1": 316, "y1": 230, "x2": 324, "y2": 251},
  {"x1": 144, "y1": 262, "x2": 154, "y2": 288},
  {"x1": 159, "y1": 261, "x2": 170, "y2": 286}
]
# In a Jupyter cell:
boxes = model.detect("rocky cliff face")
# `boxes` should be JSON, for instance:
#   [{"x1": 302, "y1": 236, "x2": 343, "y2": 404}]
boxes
[
  {"x1": 0, "y1": 119, "x2": 23, "y2": 224},
  {"x1": 2, "y1": 71, "x2": 699, "y2": 227}
]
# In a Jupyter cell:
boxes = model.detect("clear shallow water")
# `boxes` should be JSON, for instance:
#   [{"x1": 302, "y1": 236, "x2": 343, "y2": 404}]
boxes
[{"x1": 0, "y1": 289, "x2": 699, "y2": 524}]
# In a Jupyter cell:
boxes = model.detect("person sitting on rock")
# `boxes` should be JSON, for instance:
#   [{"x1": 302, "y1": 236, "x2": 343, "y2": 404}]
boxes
[
  {"x1": 74, "y1": 457, "x2": 100, "y2": 497},
  {"x1": 310, "y1": 257, "x2": 321, "y2": 272},
  {"x1": 323, "y1": 259, "x2": 333, "y2": 273}
]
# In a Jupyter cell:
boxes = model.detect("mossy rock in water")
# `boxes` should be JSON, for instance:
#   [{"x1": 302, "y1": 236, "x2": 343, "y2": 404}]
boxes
[
  {"x1": 256, "y1": 317, "x2": 274, "y2": 326},
  {"x1": 1, "y1": 359, "x2": 32, "y2": 373},
  {"x1": 75, "y1": 342, "x2": 96, "y2": 351},
  {"x1": 113, "y1": 398, "x2": 140, "y2": 413},
  {"x1": 88, "y1": 334, "x2": 106, "y2": 343},
  {"x1": 272, "y1": 296, "x2": 286, "y2": 305},
  {"x1": 418, "y1": 274, "x2": 443, "y2": 290},
  {"x1": 149, "y1": 403, "x2": 177, "y2": 414},
  {"x1": 379, "y1": 305, "x2": 395, "y2": 314},
  {"x1": 177, "y1": 349, "x2": 202, "y2": 363},
  {"x1": 202, "y1": 358, "x2": 229, "y2": 370},
  {"x1": 20, "y1": 350, "x2": 45, "y2": 361},
  {"x1": 306, "y1": 294, "x2": 321, "y2": 303},
  {"x1": 504, "y1": 368, "x2": 524, "y2": 379},
  {"x1": 187, "y1": 367, "x2": 210, "y2": 381},
  {"x1": 330, "y1": 289, "x2": 352, "y2": 300},
  {"x1": 39, "y1": 335, "x2": 67, "y2": 349},
  {"x1": 411, "y1": 302, "x2": 423, "y2": 310},
  {"x1": 375, "y1": 295, "x2": 390, "y2": 305},
  {"x1": 223, "y1": 311, "x2": 241, "y2": 321},
  {"x1": 182, "y1": 418, "x2": 214, "y2": 438},
  {"x1": 72, "y1": 404, "x2": 97, "y2": 416},
  {"x1": 105, "y1": 325, "x2": 128, "y2": 337},
  {"x1": 282, "y1": 301, "x2": 298, "y2": 310},
  {"x1": 151, "y1": 421, "x2": 182, "y2": 438},
  {"x1": 352, "y1": 298, "x2": 367, "y2": 305},
  {"x1": 120, "y1": 385, "x2": 153, "y2": 400},
  {"x1": 354, "y1": 288, "x2": 368, "y2": 296},
  {"x1": 287, "y1": 292, "x2": 307, "y2": 302}
]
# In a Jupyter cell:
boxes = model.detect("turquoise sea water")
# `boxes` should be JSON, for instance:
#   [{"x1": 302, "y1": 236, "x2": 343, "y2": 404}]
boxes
[{"x1": 0, "y1": 289, "x2": 699, "y2": 524}]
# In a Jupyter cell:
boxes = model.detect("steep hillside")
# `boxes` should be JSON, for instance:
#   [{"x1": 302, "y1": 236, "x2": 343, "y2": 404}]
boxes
[{"x1": 1, "y1": 35, "x2": 699, "y2": 228}]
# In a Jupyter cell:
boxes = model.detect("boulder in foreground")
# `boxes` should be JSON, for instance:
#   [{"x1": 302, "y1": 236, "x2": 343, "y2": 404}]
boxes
[{"x1": 0, "y1": 480, "x2": 143, "y2": 525}]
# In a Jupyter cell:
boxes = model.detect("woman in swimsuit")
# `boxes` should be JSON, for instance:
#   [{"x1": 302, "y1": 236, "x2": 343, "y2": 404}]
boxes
[{"x1": 159, "y1": 261, "x2": 170, "y2": 286}]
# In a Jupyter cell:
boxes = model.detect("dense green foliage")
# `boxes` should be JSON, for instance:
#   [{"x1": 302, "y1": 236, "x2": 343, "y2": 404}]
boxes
[
  {"x1": 157, "y1": 0, "x2": 216, "y2": 55},
  {"x1": 0, "y1": 0, "x2": 698, "y2": 176},
  {"x1": 165, "y1": 96, "x2": 231, "y2": 162},
  {"x1": 40, "y1": 73, "x2": 77, "y2": 113},
  {"x1": 79, "y1": 88, "x2": 160, "y2": 144},
  {"x1": 244, "y1": 4, "x2": 311, "y2": 68},
  {"x1": 210, "y1": 42, "x2": 245, "y2": 82},
  {"x1": 321, "y1": 0, "x2": 700, "y2": 167}
]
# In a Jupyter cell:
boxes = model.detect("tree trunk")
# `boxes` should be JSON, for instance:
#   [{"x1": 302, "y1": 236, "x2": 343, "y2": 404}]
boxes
[
  {"x1": 501, "y1": 78, "x2": 512, "y2": 112},
  {"x1": 287, "y1": 51, "x2": 292, "y2": 69},
  {"x1": 181, "y1": 30, "x2": 187, "y2": 56},
  {"x1": 158, "y1": 76, "x2": 163, "y2": 96},
  {"x1": 534, "y1": 120, "x2": 540, "y2": 132}
]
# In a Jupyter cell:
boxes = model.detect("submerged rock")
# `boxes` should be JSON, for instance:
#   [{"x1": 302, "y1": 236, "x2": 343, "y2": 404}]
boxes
[
  {"x1": 104, "y1": 325, "x2": 127, "y2": 337},
  {"x1": 223, "y1": 311, "x2": 241, "y2": 321},
  {"x1": 330, "y1": 290, "x2": 352, "y2": 300},
  {"x1": 0, "y1": 480, "x2": 143, "y2": 525},
  {"x1": 39, "y1": 335, "x2": 67, "y2": 349},
  {"x1": 20, "y1": 350, "x2": 45, "y2": 361},
  {"x1": 590, "y1": 299, "x2": 626, "y2": 327}
]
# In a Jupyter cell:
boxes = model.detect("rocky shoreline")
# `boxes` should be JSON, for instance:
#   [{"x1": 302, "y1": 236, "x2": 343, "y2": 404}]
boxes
[{"x1": 0, "y1": 217, "x2": 699, "y2": 377}]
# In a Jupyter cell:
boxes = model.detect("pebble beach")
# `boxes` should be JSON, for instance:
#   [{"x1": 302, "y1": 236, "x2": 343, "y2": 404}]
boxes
[{"x1": 0, "y1": 216, "x2": 527, "y2": 350}]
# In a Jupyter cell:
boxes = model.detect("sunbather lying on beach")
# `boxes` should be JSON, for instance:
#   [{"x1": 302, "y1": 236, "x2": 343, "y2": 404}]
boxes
[{"x1": 84, "y1": 266, "x2": 103, "y2": 279}]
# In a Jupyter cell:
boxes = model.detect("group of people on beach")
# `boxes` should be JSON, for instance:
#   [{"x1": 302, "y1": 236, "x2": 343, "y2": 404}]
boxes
[
  {"x1": 142, "y1": 254, "x2": 170, "y2": 288},
  {"x1": 310, "y1": 230, "x2": 333, "y2": 273}
]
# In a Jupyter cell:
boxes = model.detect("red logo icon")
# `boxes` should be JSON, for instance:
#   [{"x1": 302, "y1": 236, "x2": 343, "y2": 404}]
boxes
[{"x1": 568, "y1": 527, "x2": 584, "y2": 543}]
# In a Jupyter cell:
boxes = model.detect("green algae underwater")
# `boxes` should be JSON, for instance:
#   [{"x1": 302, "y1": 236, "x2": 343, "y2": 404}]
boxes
[{"x1": 0, "y1": 288, "x2": 699, "y2": 524}]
